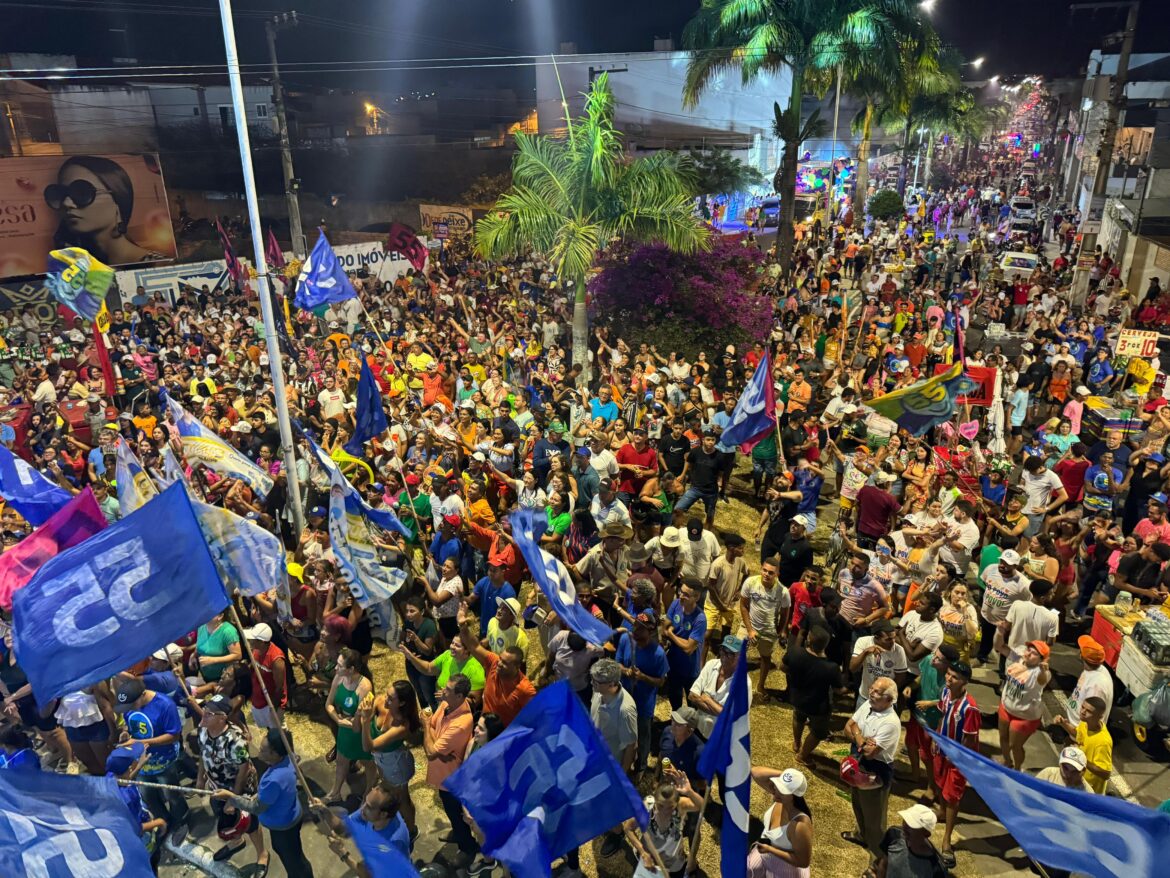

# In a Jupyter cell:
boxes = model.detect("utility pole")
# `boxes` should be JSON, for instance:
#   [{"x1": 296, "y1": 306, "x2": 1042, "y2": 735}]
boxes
[
  {"x1": 1072, "y1": 1, "x2": 1141, "y2": 252},
  {"x1": 218, "y1": 0, "x2": 306, "y2": 533},
  {"x1": 266, "y1": 12, "x2": 305, "y2": 257}
]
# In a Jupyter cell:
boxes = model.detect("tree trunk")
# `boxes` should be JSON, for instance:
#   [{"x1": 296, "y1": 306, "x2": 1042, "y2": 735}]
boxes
[
  {"x1": 775, "y1": 66, "x2": 804, "y2": 279},
  {"x1": 571, "y1": 278, "x2": 590, "y2": 384},
  {"x1": 896, "y1": 122, "x2": 912, "y2": 196},
  {"x1": 923, "y1": 132, "x2": 934, "y2": 190},
  {"x1": 855, "y1": 100, "x2": 874, "y2": 217}
]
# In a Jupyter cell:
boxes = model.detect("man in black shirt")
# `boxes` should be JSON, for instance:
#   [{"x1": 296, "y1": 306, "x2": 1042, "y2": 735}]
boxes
[
  {"x1": 776, "y1": 514, "x2": 815, "y2": 586},
  {"x1": 492, "y1": 400, "x2": 521, "y2": 445},
  {"x1": 799, "y1": 590, "x2": 852, "y2": 671},
  {"x1": 658, "y1": 420, "x2": 691, "y2": 477},
  {"x1": 784, "y1": 626, "x2": 844, "y2": 766},
  {"x1": 677, "y1": 432, "x2": 721, "y2": 526}
]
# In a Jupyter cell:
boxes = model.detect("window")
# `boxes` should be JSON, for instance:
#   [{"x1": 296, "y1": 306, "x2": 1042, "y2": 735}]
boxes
[{"x1": 255, "y1": 104, "x2": 269, "y2": 118}]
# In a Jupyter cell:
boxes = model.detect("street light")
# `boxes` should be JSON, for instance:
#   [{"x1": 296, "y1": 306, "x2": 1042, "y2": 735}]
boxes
[
  {"x1": 989, "y1": 75, "x2": 1000, "y2": 84},
  {"x1": 919, "y1": 0, "x2": 937, "y2": 11},
  {"x1": 971, "y1": 57, "x2": 985, "y2": 69}
]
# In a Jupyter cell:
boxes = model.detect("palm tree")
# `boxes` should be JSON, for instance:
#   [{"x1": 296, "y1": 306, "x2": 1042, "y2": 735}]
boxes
[
  {"x1": 475, "y1": 74, "x2": 708, "y2": 377},
  {"x1": 683, "y1": 0, "x2": 926, "y2": 272}
]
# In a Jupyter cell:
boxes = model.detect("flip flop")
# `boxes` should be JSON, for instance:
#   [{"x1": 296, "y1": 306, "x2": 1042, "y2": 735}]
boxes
[
  {"x1": 841, "y1": 831, "x2": 866, "y2": 847},
  {"x1": 941, "y1": 849, "x2": 957, "y2": 869}
]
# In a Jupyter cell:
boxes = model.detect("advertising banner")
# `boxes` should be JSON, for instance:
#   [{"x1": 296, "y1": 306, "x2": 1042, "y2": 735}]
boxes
[
  {"x1": 1117, "y1": 329, "x2": 1160, "y2": 359},
  {"x1": 330, "y1": 241, "x2": 429, "y2": 281},
  {"x1": 418, "y1": 203, "x2": 481, "y2": 237},
  {"x1": 0, "y1": 154, "x2": 177, "y2": 280},
  {"x1": 114, "y1": 260, "x2": 229, "y2": 306}
]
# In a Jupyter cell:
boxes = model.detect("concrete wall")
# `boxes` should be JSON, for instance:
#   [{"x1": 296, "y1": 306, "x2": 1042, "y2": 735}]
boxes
[{"x1": 147, "y1": 84, "x2": 275, "y2": 137}]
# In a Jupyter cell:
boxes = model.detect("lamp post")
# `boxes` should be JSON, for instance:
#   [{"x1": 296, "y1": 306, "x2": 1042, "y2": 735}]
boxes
[{"x1": 217, "y1": 0, "x2": 305, "y2": 534}]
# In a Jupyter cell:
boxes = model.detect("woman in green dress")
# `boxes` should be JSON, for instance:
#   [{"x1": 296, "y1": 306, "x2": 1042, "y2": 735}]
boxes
[{"x1": 324, "y1": 648, "x2": 377, "y2": 803}]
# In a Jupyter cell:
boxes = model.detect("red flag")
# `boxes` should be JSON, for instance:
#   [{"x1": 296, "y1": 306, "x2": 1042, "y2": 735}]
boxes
[
  {"x1": 385, "y1": 222, "x2": 428, "y2": 272},
  {"x1": 92, "y1": 323, "x2": 116, "y2": 397},
  {"x1": 216, "y1": 219, "x2": 244, "y2": 284},
  {"x1": 266, "y1": 228, "x2": 286, "y2": 270},
  {"x1": 0, "y1": 488, "x2": 108, "y2": 610}
]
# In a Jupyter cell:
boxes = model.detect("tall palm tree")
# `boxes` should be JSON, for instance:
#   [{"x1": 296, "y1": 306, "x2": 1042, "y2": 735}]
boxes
[
  {"x1": 475, "y1": 74, "x2": 708, "y2": 377},
  {"x1": 683, "y1": 0, "x2": 926, "y2": 271}
]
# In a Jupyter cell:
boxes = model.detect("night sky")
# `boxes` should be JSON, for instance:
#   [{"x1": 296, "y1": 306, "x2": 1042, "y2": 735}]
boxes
[{"x1": 7, "y1": 0, "x2": 1170, "y2": 92}]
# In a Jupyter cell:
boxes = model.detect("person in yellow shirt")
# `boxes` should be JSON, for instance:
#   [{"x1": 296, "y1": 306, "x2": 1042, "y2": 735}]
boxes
[
  {"x1": 484, "y1": 597, "x2": 528, "y2": 655},
  {"x1": 1057, "y1": 696, "x2": 1112, "y2": 794}
]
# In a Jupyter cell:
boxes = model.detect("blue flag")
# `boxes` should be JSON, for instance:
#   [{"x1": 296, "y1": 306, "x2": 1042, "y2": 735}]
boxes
[
  {"x1": 114, "y1": 440, "x2": 159, "y2": 518},
  {"x1": 696, "y1": 644, "x2": 751, "y2": 878},
  {"x1": 0, "y1": 444, "x2": 72, "y2": 526},
  {"x1": 344, "y1": 357, "x2": 388, "y2": 455},
  {"x1": 927, "y1": 729, "x2": 1170, "y2": 878},
  {"x1": 305, "y1": 436, "x2": 411, "y2": 539},
  {"x1": 191, "y1": 498, "x2": 286, "y2": 598},
  {"x1": 294, "y1": 230, "x2": 358, "y2": 310},
  {"x1": 445, "y1": 682, "x2": 648, "y2": 878},
  {"x1": 510, "y1": 508, "x2": 615, "y2": 647},
  {"x1": 0, "y1": 769, "x2": 154, "y2": 877},
  {"x1": 12, "y1": 482, "x2": 228, "y2": 702},
  {"x1": 717, "y1": 351, "x2": 775, "y2": 451},
  {"x1": 347, "y1": 814, "x2": 421, "y2": 878},
  {"x1": 164, "y1": 394, "x2": 273, "y2": 499}
]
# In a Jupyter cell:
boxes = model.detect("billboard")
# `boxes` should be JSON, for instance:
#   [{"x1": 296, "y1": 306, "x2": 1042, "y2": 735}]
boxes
[
  {"x1": 418, "y1": 203, "x2": 483, "y2": 238},
  {"x1": 0, "y1": 153, "x2": 177, "y2": 280}
]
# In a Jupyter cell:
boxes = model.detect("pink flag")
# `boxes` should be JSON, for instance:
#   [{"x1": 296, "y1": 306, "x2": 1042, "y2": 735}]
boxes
[
  {"x1": 266, "y1": 227, "x2": 286, "y2": 270},
  {"x1": 0, "y1": 488, "x2": 108, "y2": 611}
]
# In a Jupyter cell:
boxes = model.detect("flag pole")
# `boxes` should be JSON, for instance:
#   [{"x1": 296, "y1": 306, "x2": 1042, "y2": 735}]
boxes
[
  {"x1": 684, "y1": 784, "x2": 714, "y2": 874},
  {"x1": 226, "y1": 601, "x2": 317, "y2": 801},
  {"x1": 216, "y1": 0, "x2": 304, "y2": 535}
]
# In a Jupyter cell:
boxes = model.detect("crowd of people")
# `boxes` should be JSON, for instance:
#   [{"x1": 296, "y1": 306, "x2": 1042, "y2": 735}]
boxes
[{"x1": 0, "y1": 141, "x2": 1166, "y2": 878}]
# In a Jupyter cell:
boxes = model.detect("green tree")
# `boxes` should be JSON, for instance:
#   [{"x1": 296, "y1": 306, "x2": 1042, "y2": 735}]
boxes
[
  {"x1": 475, "y1": 74, "x2": 708, "y2": 377},
  {"x1": 867, "y1": 187, "x2": 905, "y2": 221},
  {"x1": 683, "y1": 0, "x2": 927, "y2": 272},
  {"x1": 682, "y1": 148, "x2": 767, "y2": 218}
]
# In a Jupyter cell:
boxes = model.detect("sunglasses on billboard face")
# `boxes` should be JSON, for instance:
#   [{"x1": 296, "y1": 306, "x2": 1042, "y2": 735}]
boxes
[{"x1": 44, "y1": 180, "x2": 113, "y2": 210}]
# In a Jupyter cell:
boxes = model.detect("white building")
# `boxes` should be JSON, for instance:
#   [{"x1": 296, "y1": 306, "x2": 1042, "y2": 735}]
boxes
[
  {"x1": 145, "y1": 84, "x2": 275, "y2": 137},
  {"x1": 534, "y1": 42, "x2": 791, "y2": 178}
]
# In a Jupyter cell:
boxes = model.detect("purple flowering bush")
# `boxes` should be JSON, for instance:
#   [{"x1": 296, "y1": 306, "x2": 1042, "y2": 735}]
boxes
[{"x1": 588, "y1": 237, "x2": 771, "y2": 356}]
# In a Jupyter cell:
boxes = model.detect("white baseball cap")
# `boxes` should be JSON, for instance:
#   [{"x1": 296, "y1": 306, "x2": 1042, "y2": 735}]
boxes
[
  {"x1": 1059, "y1": 746, "x2": 1087, "y2": 770},
  {"x1": 244, "y1": 623, "x2": 273, "y2": 642},
  {"x1": 151, "y1": 643, "x2": 182, "y2": 663},
  {"x1": 770, "y1": 768, "x2": 808, "y2": 797},
  {"x1": 898, "y1": 803, "x2": 938, "y2": 832},
  {"x1": 1000, "y1": 549, "x2": 1022, "y2": 565}
]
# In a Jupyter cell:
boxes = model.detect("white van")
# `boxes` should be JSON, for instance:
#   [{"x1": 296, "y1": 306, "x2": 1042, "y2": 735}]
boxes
[
  {"x1": 1010, "y1": 196, "x2": 1036, "y2": 220},
  {"x1": 1000, "y1": 251, "x2": 1039, "y2": 274}
]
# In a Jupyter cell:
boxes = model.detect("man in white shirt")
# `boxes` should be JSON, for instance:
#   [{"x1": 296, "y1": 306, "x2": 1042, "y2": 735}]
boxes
[
  {"x1": 738, "y1": 556, "x2": 791, "y2": 698},
  {"x1": 977, "y1": 550, "x2": 1032, "y2": 665},
  {"x1": 688, "y1": 635, "x2": 753, "y2": 739},
  {"x1": 1066, "y1": 636, "x2": 1113, "y2": 727},
  {"x1": 1020, "y1": 456, "x2": 1069, "y2": 538},
  {"x1": 844, "y1": 676, "x2": 902, "y2": 859},
  {"x1": 588, "y1": 433, "x2": 619, "y2": 481},
  {"x1": 937, "y1": 499, "x2": 980, "y2": 575},
  {"x1": 850, "y1": 621, "x2": 908, "y2": 707},
  {"x1": 999, "y1": 579, "x2": 1059, "y2": 655},
  {"x1": 897, "y1": 592, "x2": 944, "y2": 673},
  {"x1": 317, "y1": 375, "x2": 348, "y2": 420}
]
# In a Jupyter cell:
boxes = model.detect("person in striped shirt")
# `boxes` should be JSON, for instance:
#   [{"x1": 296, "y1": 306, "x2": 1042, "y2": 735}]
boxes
[{"x1": 925, "y1": 661, "x2": 980, "y2": 870}]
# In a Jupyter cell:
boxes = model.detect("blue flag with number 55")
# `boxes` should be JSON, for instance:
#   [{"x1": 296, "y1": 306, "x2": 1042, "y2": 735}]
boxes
[
  {"x1": 445, "y1": 682, "x2": 647, "y2": 878},
  {"x1": 12, "y1": 482, "x2": 229, "y2": 702}
]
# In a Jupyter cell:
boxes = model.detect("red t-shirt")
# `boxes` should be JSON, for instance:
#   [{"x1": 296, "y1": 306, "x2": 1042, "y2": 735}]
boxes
[
  {"x1": 856, "y1": 485, "x2": 902, "y2": 539},
  {"x1": 1053, "y1": 458, "x2": 1090, "y2": 505},
  {"x1": 616, "y1": 443, "x2": 658, "y2": 495},
  {"x1": 788, "y1": 581, "x2": 822, "y2": 631},
  {"x1": 250, "y1": 642, "x2": 287, "y2": 709}
]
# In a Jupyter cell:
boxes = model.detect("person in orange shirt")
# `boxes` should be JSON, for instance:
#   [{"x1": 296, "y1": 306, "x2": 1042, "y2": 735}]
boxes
[
  {"x1": 457, "y1": 603, "x2": 535, "y2": 727},
  {"x1": 788, "y1": 368, "x2": 813, "y2": 414},
  {"x1": 424, "y1": 673, "x2": 476, "y2": 861}
]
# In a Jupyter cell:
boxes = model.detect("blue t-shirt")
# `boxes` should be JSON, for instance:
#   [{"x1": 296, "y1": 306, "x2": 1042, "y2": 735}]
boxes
[
  {"x1": 429, "y1": 533, "x2": 463, "y2": 569},
  {"x1": 258, "y1": 757, "x2": 302, "y2": 829},
  {"x1": 124, "y1": 692, "x2": 181, "y2": 775},
  {"x1": 0, "y1": 749, "x2": 40, "y2": 771},
  {"x1": 472, "y1": 579, "x2": 516, "y2": 637},
  {"x1": 1088, "y1": 359, "x2": 1113, "y2": 385},
  {"x1": 979, "y1": 475, "x2": 1006, "y2": 507},
  {"x1": 659, "y1": 725, "x2": 704, "y2": 779},
  {"x1": 665, "y1": 599, "x2": 707, "y2": 679},
  {"x1": 793, "y1": 469, "x2": 823, "y2": 514},
  {"x1": 615, "y1": 633, "x2": 668, "y2": 716},
  {"x1": 590, "y1": 398, "x2": 619, "y2": 423},
  {"x1": 87, "y1": 447, "x2": 107, "y2": 476},
  {"x1": 112, "y1": 776, "x2": 149, "y2": 833},
  {"x1": 346, "y1": 810, "x2": 411, "y2": 858}
]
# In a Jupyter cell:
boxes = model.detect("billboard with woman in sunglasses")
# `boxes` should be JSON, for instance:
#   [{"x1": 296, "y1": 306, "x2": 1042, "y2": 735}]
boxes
[{"x1": 0, "y1": 153, "x2": 177, "y2": 279}]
